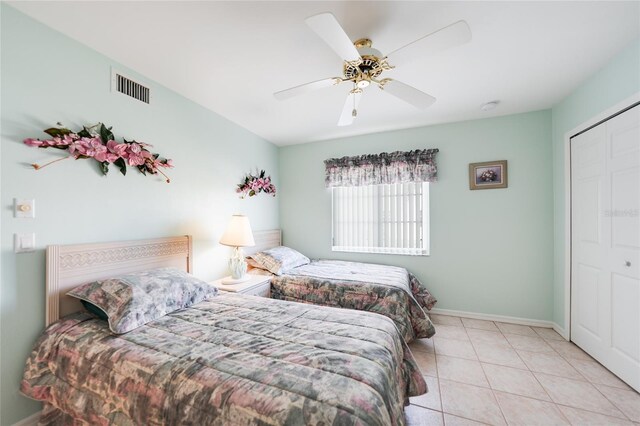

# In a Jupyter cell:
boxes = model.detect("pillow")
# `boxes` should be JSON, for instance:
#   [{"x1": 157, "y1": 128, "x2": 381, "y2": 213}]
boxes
[
  {"x1": 249, "y1": 246, "x2": 310, "y2": 275},
  {"x1": 246, "y1": 257, "x2": 272, "y2": 273},
  {"x1": 67, "y1": 267, "x2": 217, "y2": 334},
  {"x1": 81, "y1": 300, "x2": 108, "y2": 321},
  {"x1": 246, "y1": 267, "x2": 274, "y2": 277}
]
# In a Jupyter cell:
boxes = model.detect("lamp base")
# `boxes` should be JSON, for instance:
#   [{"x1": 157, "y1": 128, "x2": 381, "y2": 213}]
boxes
[{"x1": 221, "y1": 275, "x2": 251, "y2": 285}]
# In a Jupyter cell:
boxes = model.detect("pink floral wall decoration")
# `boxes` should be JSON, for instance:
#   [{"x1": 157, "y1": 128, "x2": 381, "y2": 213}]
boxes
[
  {"x1": 24, "y1": 122, "x2": 174, "y2": 183},
  {"x1": 237, "y1": 170, "x2": 276, "y2": 198}
]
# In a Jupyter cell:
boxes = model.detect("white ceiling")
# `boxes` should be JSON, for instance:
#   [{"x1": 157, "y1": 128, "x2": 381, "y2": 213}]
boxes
[{"x1": 9, "y1": 1, "x2": 640, "y2": 146}]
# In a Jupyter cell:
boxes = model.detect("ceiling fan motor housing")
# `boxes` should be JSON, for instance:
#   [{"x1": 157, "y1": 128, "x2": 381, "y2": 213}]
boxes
[{"x1": 343, "y1": 39, "x2": 386, "y2": 84}]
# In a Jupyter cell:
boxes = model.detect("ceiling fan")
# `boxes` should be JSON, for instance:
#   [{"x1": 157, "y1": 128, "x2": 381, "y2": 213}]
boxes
[{"x1": 274, "y1": 13, "x2": 472, "y2": 126}]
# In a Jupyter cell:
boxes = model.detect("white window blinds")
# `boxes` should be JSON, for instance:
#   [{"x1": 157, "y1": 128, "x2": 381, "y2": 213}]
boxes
[{"x1": 331, "y1": 182, "x2": 429, "y2": 256}]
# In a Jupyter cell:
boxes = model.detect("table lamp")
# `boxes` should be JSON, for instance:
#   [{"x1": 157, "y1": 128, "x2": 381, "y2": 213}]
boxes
[{"x1": 219, "y1": 214, "x2": 255, "y2": 284}]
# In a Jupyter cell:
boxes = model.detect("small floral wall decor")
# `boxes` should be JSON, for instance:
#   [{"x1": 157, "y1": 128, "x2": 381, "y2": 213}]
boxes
[
  {"x1": 468, "y1": 160, "x2": 508, "y2": 190},
  {"x1": 24, "y1": 122, "x2": 174, "y2": 183},
  {"x1": 237, "y1": 170, "x2": 276, "y2": 198}
]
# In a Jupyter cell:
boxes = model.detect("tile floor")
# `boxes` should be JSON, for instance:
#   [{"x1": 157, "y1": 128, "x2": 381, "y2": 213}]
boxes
[{"x1": 405, "y1": 314, "x2": 640, "y2": 426}]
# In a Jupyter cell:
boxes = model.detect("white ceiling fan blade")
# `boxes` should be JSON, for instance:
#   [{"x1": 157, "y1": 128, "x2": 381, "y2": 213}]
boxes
[
  {"x1": 385, "y1": 20, "x2": 471, "y2": 66},
  {"x1": 338, "y1": 90, "x2": 362, "y2": 126},
  {"x1": 274, "y1": 77, "x2": 341, "y2": 100},
  {"x1": 305, "y1": 12, "x2": 362, "y2": 62},
  {"x1": 381, "y1": 80, "x2": 436, "y2": 109}
]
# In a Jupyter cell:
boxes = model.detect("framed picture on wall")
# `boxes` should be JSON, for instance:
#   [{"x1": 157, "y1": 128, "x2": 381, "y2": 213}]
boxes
[{"x1": 469, "y1": 160, "x2": 508, "y2": 190}]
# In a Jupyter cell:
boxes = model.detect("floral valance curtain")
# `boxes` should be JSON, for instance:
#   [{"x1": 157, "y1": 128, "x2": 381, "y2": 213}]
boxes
[{"x1": 324, "y1": 149, "x2": 439, "y2": 187}]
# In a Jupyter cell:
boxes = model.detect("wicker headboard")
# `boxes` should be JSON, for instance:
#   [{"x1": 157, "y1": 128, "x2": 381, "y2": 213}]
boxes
[
  {"x1": 244, "y1": 229, "x2": 281, "y2": 256},
  {"x1": 45, "y1": 230, "x2": 280, "y2": 326},
  {"x1": 45, "y1": 236, "x2": 192, "y2": 326}
]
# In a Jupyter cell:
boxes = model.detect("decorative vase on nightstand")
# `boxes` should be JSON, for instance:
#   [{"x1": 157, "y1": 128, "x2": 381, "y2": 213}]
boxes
[
  {"x1": 219, "y1": 214, "x2": 255, "y2": 284},
  {"x1": 228, "y1": 246, "x2": 248, "y2": 283}
]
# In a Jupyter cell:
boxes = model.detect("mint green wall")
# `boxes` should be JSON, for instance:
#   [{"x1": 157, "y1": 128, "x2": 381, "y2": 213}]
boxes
[
  {"x1": 279, "y1": 110, "x2": 554, "y2": 322},
  {"x1": 0, "y1": 5, "x2": 279, "y2": 424},
  {"x1": 551, "y1": 39, "x2": 640, "y2": 329},
  {"x1": 2, "y1": 3, "x2": 637, "y2": 424}
]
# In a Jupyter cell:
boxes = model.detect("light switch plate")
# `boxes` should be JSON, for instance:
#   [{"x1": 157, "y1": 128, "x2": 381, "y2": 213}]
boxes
[
  {"x1": 14, "y1": 233, "x2": 35, "y2": 253},
  {"x1": 15, "y1": 198, "x2": 35, "y2": 218}
]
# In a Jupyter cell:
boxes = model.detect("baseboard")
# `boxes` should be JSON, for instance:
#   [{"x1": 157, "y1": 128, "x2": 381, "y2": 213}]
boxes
[
  {"x1": 12, "y1": 411, "x2": 40, "y2": 426},
  {"x1": 430, "y1": 308, "x2": 561, "y2": 330},
  {"x1": 552, "y1": 323, "x2": 569, "y2": 340}
]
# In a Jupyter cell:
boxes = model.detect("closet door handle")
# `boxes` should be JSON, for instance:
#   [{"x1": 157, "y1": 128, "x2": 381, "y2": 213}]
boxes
[{"x1": 624, "y1": 260, "x2": 631, "y2": 267}]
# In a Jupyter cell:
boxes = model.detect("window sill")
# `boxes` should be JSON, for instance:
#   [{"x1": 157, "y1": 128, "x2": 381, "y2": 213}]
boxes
[{"x1": 331, "y1": 246, "x2": 430, "y2": 256}]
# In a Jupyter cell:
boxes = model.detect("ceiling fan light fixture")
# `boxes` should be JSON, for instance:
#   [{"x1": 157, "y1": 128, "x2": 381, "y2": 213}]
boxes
[{"x1": 481, "y1": 100, "x2": 500, "y2": 111}]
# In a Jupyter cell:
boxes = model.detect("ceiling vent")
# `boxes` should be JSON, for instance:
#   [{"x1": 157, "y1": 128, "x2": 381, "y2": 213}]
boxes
[{"x1": 111, "y1": 68, "x2": 150, "y2": 104}]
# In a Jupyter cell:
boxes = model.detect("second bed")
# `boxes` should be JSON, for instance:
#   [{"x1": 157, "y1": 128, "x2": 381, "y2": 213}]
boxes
[{"x1": 247, "y1": 233, "x2": 437, "y2": 342}]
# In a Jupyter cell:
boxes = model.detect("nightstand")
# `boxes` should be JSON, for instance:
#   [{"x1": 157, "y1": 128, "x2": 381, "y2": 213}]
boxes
[{"x1": 211, "y1": 274, "x2": 271, "y2": 297}]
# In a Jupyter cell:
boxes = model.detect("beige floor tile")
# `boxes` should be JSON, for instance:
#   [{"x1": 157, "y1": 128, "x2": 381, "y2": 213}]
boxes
[
  {"x1": 517, "y1": 350, "x2": 584, "y2": 380},
  {"x1": 443, "y1": 414, "x2": 489, "y2": 425},
  {"x1": 482, "y1": 363, "x2": 551, "y2": 401},
  {"x1": 405, "y1": 405, "x2": 445, "y2": 426},
  {"x1": 434, "y1": 337, "x2": 478, "y2": 360},
  {"x1": 413, "y1": 350, "x2": 438, "y2": 377},
  {"x1": 495, "y1": 322, "x2": 538, "y2": 337},
  {"x1": 439, "y1": 379, "x2": 506, "y2": 425},
  {"x1": 461, "y1": 318, "x2": 499, "y2": 332},
  {"x1": 411, "y1": 338, "x2": 436, "y2": 354},
  {"x1": 571, "y1": 359, "x2": 632, "y2": 390},
  {"x1": 535, "y1": 373, "x2": 625, "y2": 418},
  {"x1": 595, "y1": 384, "x2": 640, "y2": 422},
  {"x1": 494, "y1": 391, "x2": 569, "y2": 425},
  {"x1": 431, "y1": 314, "x2": 464, "y2": 327},
  {"x1": 410, "y1": 376, "x2": 442, "y2": 411},
  {"x1": 532, "y1": 327, "x2": 564, "y2": 341},
  {"x1": 436, "y1": 355, "x2": 489, "y2": 387},
  {"x1": 467, "y1": 328, "x2": 508, "y2": 345},
  {"x1": 435, "y1": 324, "x2": 470, "y2": 342},
  {"x1": 473, "y1": 341, "x2": 527, "y2": 369},
  {"x1": 504, "y1": 333, "x2": 555, "y2": 353},
  {"x1": 558, "y1": 405, "x2": 635, "y2": 426},
  {"x1": 545, "y1": 340, "x2": 592, "y2": 361}
]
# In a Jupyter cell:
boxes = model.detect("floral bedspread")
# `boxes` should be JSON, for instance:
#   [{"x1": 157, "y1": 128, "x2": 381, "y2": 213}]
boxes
[
  {"x1": 22, "y1": 293, "x2": 426, "y2": 426},
  {"x1": 270, "y1": 260, "x2": 437, "y2": 342}
]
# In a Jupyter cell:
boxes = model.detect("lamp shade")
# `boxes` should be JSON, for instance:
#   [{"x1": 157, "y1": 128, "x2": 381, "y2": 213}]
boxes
[{"x1": 219, "y1": 215, "x2": 255, "y2": 247}]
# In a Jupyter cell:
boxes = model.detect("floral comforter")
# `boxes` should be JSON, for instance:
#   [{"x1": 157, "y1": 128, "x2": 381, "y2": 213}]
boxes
[
  {"x1": 269, "y1": 260, "x2": 437, "y2": 342},
  {"x1": 22, "y1": 293, "x2": 426, "y2": 426}
]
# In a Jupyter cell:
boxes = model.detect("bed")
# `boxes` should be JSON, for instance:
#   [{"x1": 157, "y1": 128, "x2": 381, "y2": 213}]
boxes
[
  {"x1": 21, "y1": 235, "x2": 427, "y2": 426},
  {"x1": 247, "y1": 231, "x2": 437, "y2": 342}
]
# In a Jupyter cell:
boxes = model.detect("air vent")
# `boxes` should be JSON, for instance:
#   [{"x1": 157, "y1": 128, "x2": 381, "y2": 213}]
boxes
[{"x1": 111, "y1": 69, "x2": 150, "y2": 104}]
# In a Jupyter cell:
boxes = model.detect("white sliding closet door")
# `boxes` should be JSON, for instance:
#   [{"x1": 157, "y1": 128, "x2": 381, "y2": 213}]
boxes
[{"x1": 571, "y1": 104, "x2": 640, "y2": 392}]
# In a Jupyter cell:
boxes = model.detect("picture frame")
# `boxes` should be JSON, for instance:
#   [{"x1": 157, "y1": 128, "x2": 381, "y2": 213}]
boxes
[{"x1": 469, "y1": 160, "x2": 508, "y2": 190}]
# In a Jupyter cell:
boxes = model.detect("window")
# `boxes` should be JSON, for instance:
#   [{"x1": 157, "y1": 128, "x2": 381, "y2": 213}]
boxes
[{"x1": 331, "y1": 182, "x2": 429, "y2": 256}]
